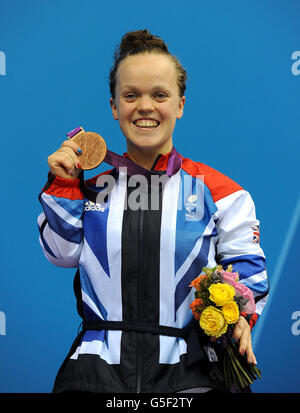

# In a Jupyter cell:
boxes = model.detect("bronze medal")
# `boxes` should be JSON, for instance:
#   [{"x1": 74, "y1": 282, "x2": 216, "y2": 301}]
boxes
[{"x1": 70, "y1": 128, "x2": 107, "y2": 170}]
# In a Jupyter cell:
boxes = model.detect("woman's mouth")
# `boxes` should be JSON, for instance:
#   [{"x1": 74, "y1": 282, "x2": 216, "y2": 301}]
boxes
[{"x1": 133, "y1": 119, "x2": 160, "y2": 128}]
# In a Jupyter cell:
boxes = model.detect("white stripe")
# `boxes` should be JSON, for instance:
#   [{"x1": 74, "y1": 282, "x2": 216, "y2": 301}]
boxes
[
  {"x1": 159, "y1": 172, "x2": 181, "y2": 364},
  {"x1": 159, "y1": 336, "x2": 187, "y2": 365},
  {"x1": 41, "y1": 192, "x2": 82, "y2": 228},
  {"x1": 216, "y1": 190, "x2": 266, "y2": 261},
  {"x1": 70, "y1": 330, "x2": 122, "y2": 364},
  {"x1": 174, "y1": 216, "x2": 216, "y2": 286},
  {"x1": 215, "y1": 189, "x2": 250, "y2": 217},
  {"x1": 206, "y1": 236, "x2": 218, "y2": 268},
  {"x1": 255, "y1": 294, "x2": 269, "y2": 316},
  {"x1": 81, "y1": 290, "x2": 104, "y2": 320},
  {"x1": 37, "y1": 211, "x2": 46, "y2": 227},
  {"x1": 98, "y1": 330, "x2": 122, "y2": 364},
  {"x1": 160, "y1": 172, "x2": 181, "y2": 326},
  {"x1": 70, "y1": 338, "x2": 105, "y2": 360},
  {"x1": 39, "y1": 223, "x2": 81, "y2": 267},
  {"x1": 239, "y1": 270, "x2": 267, "y2": 287},
  {"x1": 219, "y1": 245, "x2": 265, "y2": 259},
  {"x1": 175, "y1": 289, "x2": 195, "y2": 328},
  {"x1": 105, "y1": 170, "x2": 127, "y2": 321},
  {"x1": 80, "y1": 240, "x2": 112, "y2": 313}
]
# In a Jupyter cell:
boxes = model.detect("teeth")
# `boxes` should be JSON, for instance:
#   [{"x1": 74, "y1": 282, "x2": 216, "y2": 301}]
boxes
[{"x1": 134, "y1": 119, "x2": 159, "y2": 128}]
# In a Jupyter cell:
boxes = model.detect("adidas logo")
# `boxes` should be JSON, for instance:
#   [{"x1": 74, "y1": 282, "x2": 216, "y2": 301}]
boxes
[{"x1": 84, "y1": 201, "x2": 105, "y2": 212}]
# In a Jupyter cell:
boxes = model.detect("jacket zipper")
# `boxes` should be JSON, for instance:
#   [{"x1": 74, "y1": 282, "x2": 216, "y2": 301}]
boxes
[{"x1": 136, "y1": 206, "x2": 144, "y2": 393}]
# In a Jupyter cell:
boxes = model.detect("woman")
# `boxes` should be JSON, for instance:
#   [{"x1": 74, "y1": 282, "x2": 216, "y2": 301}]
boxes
[{"x1": 38, "y1": 29, "x2": 269, "y2": 393}]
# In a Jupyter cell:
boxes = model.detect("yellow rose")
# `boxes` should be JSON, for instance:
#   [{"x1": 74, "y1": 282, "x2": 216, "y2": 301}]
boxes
[
  {"x1": 222, "y1": 301, "x2": 239, "y2": 324},
  {"x1": 199, "y1": 306, "x2": 228, "y2": 338},
  {"x1": 209, "y1": 283, "x2": 235, "y2": 306}
]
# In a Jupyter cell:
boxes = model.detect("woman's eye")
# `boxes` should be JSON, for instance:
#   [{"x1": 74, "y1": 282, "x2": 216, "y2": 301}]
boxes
[
  {"x1": 124, "y1": 93, "x2": 136, "y2": 100},
  {"x1": 154, "y1": 92, "x2": 167, "y2": 100}
]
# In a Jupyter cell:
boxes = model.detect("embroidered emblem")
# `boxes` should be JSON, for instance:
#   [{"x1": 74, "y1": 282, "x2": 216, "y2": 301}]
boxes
[
  {"x1": 187, "y1": 194, "x2": 198, "y2": 203},
  {"x1": 185, "y1": 194, "x2": 198, "y2": 217},
  {"x1": 251, "y1": 225, "x2": 260, "y2": 244}
]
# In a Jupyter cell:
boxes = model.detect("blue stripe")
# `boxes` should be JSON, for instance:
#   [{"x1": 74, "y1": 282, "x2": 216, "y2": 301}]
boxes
[
  {"x1": 174, "y1": 235, "x2": 212, "y2": 319},
  {"x1": 79, "y1": 264, "x2": 108, "y2": 321},
  {"x1": 83, "y1": 201, "x2": 110, "y2": 278},
  {"x1": 80, "y1": 328, "x2": 105, "y2": 343},
  {"x1": 50, "y1": 195, "x2": 84, "y2": 219},
  {"x1": 220, "y1": 254, "x2": 266, "y2": 280},
  {"x1": 40, "y1": 198, "x2": 82, "y2": 244},
  {"x1": 38, "y1": 220, "x2": 57, "y2": 258},
  {"x1": 40, "y1": 231, "x2": 57, "y2": 258},
  {"x1": 249, "y1": 279, "x2": 269, "y2": 296},
  {"x1": 174, "y1": 171, "x2": 217, "y2": 274}
]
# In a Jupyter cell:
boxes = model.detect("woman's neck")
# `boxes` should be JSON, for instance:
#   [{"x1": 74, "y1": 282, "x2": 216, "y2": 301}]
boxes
[{"x1": 126, "y1": 142, "x2": 173, "y2": 170}]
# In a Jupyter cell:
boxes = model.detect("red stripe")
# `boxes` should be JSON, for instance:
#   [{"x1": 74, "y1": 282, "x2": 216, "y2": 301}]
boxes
[
  {"x1": 249, "y1": 313, "x2": 259, "y2": 330},
  {"x1": 181, "y1": 157, "x2": 243, "y2": 202},
  {"x1": 153, "y1": 152, "x2": 171, "y2": 171},
  {"x1": 44, "y1": 176, "x2": 84, "y2": 200},
  {"x1": 241, "y1": 312, "x2": 259, "y2": 330}
]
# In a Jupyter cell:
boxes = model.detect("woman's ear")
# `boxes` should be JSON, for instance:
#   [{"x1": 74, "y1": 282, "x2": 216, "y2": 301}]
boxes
[
  {"x1": 176, "y1": 96, "x2": 186, "y2": 119},
  {"x1": 110, "y1": 98, "x2": 119, "y2": 120}
]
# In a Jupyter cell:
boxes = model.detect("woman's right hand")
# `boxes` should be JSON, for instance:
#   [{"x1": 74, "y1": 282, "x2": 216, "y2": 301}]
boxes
[{"x1": 47, "y1": 140, "x2": 82, "y2": 179}]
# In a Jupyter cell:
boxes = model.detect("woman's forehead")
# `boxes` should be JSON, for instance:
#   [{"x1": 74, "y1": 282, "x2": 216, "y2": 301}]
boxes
[{"x1": 117, "y1": 53, "x2": 177, "y2": 85}]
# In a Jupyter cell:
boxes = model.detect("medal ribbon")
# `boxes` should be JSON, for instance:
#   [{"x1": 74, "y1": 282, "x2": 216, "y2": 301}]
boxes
[{"x1": 67, "y1": 126, "x2": 182, "y2": 201}]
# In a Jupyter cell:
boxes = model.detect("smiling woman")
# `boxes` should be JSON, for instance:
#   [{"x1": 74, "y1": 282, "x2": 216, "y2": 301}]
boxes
[
  {"x1": 110, "y1": 52, "x2": 185, "y2": 169},
  {"x1": 109, "y1": 31, "x2": 186, "y2": 170},
  {"x1": 38, "y1": 29, "x2": 269, "y2": 394}
]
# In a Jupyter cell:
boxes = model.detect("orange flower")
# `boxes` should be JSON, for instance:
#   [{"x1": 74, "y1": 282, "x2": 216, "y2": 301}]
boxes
[
  {"x1": 189, "y1": 274, "x2": 207, "y2": 290},
  {"x1": 189, "y1": 298, "x2": 203, "y2": 320}
]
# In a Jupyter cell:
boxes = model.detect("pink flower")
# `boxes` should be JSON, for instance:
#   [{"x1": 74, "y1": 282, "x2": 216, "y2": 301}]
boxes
[
  {"x1": 219, "y1": 270, "x2": 239, "y2": 284},
  {"x1": 233, "y1": 282, "x2": 256, "y2": 314},
  {"x1": 219, "y1": 270, "x2": 256, "y2": 314}
]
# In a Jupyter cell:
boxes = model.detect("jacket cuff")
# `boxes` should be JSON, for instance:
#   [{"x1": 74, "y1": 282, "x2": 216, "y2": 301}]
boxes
[
  {"x1": 40, "y1": 172, "x2": 84, "y2": 200},
  {"x1": 241, "y1": 312, "x2": 259, "y2": 331}
]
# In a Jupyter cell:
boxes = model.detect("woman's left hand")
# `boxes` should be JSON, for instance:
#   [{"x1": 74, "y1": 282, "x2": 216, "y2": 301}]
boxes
[
  {"x1": 210, "y1": 315, "x2": 257, "y2": 365},
  {"x1": 231, "y1": 316, "x2": 257, "y2": 365}
]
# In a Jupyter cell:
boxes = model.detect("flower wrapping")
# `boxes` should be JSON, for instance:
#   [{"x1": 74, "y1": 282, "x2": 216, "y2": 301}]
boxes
[{"x1": 189, "y1": 265, "x2": 261, "y2": 391}]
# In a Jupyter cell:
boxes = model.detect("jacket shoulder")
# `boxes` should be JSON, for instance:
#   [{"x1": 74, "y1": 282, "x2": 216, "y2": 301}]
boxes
[{"x1": 181, "y1": 156, "x2": 243, "y2": 202}]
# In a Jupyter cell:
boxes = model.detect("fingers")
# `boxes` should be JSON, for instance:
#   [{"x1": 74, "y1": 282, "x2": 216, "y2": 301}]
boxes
[
  {"x1": 61, "y1": 139, "x2": 82, "y2": 156},
  {"x1": 232, "y1": 316, "x2": 257, "y2": 365},
  {"x1": 246, "y1": 337, "x2": 257, "y2": 365},
  {"x1": 231, "y1": 316, "x2": 247, "y2": 346},
  {"x1": 47, "y1": 140, "x2": 82, "y2": 179}
]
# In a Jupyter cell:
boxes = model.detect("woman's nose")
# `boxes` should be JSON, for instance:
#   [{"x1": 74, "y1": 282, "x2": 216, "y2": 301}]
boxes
[{"x1": 137, "y1": 95, "x2": 155, "y2": 112}]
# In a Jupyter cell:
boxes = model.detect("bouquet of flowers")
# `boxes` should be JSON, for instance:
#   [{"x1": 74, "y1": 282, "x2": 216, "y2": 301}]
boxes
[{"x1": 189, "y1": 265, "x2": 261, "y2": 391}]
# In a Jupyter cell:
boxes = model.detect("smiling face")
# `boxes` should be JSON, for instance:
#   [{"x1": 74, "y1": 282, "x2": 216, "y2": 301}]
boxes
[{"x1": 110, "y1": 53, "x2": 185, "y2": 159}]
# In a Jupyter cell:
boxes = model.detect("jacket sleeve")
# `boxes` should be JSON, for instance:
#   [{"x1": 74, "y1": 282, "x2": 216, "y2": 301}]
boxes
[
  {"x1": 215, "y1": 189, "x2": 269, "y2": 329},
  {"x1": 37, "y1": 173, "x2": 85, "y2": 268}
]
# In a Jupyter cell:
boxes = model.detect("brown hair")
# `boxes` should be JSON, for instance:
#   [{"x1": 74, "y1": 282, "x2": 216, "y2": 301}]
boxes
[{"x1": 109, "y1": 29, "x2": 187, "y2": 99}]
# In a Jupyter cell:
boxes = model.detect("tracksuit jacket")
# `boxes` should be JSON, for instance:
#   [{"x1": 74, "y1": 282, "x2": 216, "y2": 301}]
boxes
[{"x1": 38, "y1": 150, "x2": 269, "y2": 393}]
